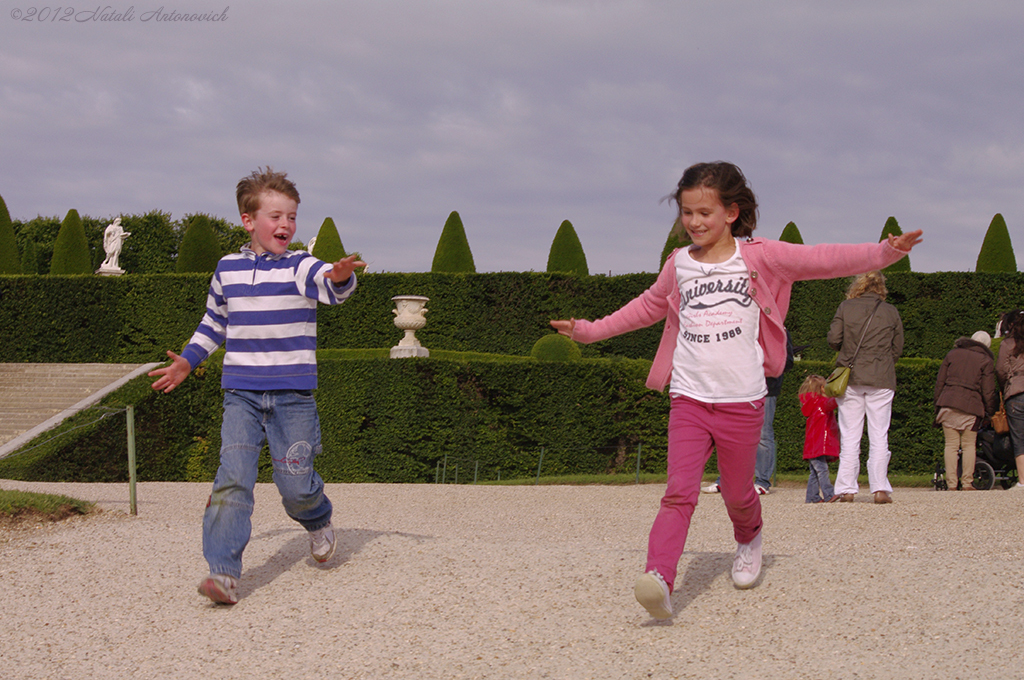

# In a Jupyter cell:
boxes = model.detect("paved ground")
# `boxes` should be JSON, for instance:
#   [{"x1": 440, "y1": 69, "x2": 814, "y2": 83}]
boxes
[{"x1": 1, "y1": 480, "x2": 1021, "y2": 679}]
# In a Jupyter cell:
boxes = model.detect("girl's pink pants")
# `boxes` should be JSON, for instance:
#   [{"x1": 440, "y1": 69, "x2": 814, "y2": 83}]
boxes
[{"x1": 647, "y1": 395, "x2": 765, "y2": 591}]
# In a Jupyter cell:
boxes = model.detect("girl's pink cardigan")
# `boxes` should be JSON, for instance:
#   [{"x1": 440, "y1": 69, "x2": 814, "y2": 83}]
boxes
[{"x1": 570, "y1": 237, "x2": 909, "y2": 391}]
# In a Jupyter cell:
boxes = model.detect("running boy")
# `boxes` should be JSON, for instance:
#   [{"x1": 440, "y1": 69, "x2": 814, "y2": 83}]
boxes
[{"x1": 150, "y1": 167, "x2": 365, "y2": 605}]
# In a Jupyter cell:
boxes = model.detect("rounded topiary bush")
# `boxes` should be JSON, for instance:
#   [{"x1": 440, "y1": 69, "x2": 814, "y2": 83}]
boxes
[{"x1": 530, "y1": 333, "x2": 582, "y2": 362}]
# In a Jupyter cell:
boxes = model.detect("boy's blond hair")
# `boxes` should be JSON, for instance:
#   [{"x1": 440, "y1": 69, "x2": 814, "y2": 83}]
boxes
[
  {"x1": 798, "y1": 374, "x2": 826, "y2": 396},
  {"x1": 236, "y1": 167, "x2": 300, "y2": 217}
]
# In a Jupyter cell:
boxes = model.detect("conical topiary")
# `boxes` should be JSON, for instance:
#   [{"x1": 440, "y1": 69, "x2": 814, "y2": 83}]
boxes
[
  {"x1": 779, "y1": 221, "x2": 804, "y2": 244},
  {"x1": 659, "y1": 217, "x2": 691, "y2": 269},
  {"x1": 530, "y1": 334, "x2": 582, "y2": 362},
  {"x1": 976, "y1": 213, "x2": 1017, "y2": 272},
  {"x1": 431, "y1": 211, "x2": 476, "y2": 273},
  {"x1": 49, "y1": 209, "x2": 93, "y2": 275},
  {"x1": 0, "y1": 194, "x2": 20, "y2": 274},
  {"x1": 20, "y1": 239, "x2": 38, "y2": 275},
  {"x1": 879, "y1": 216, "x2": 910, "y2": 273},
  {"x1": 311, "y1": 217, "x2": 346, "y2": 263},
  {"x1": 176, "y1": 214, "x2": 222, "y2": 273},
  {"x1": 546, "y1": 220, "x2": 588, "y2": 276}
]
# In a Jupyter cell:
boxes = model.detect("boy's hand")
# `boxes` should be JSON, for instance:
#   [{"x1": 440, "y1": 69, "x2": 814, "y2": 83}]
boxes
[
  {"x1": 149, "y1": 350, "x2": 192, "y2": 393},
  {"x1": 888, "y1": 229, "x2": 923, "y2": 252},
  {"x1": 325, "y1": 254, "x2": 367, "y2": 284},
  {"x1": 550, "y1": 319, "x2": 576, "y2": 338}
]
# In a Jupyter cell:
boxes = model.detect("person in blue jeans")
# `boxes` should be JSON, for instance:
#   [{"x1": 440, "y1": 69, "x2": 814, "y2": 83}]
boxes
[
  {"x1": 703, "y1": 332, "x2": 797, "y2": 495},
  {"x1": 150, "y1": 167, "x2": 365, "y2": 605}
]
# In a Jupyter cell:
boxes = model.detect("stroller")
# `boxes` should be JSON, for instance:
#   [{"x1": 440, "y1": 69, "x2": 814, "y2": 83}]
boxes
[{"x1": 933, "y1": 427, "x2": 1017, "y2": 490}]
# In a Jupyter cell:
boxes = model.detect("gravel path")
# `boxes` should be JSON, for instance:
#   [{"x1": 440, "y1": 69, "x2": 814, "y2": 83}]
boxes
[{"x1": 1, "y1": 480, "x2": 1021, "y2": 679}]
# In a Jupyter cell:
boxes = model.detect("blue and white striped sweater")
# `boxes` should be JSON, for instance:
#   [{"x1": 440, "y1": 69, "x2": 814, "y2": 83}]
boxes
[{"x1": 180, "y1": 247, "x2": 356, "y2": 390}]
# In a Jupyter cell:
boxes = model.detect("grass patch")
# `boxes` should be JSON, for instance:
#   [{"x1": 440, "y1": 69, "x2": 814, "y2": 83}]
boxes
[{"x1": 0, "y1": 489, "x2": 95, "y2": 526}]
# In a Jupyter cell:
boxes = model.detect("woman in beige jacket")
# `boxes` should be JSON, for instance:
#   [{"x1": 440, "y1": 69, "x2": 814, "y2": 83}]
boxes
[{"x1": 827, "y1": 271, "x2": 904, "y2": 503}]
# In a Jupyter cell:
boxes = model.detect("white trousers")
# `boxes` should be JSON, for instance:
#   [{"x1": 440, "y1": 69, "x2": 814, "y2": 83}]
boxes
[{"x1": 834, "y1": 385, "x2": 894, "y2": 495}]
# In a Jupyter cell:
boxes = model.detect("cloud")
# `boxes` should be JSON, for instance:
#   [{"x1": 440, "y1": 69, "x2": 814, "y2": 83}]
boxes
[{"x1": 0, "y1": 0, "x2": 1021, "y2": 274}]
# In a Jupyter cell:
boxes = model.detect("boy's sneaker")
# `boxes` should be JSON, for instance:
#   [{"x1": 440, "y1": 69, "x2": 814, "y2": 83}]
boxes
[
  {"x1": 309, "y1": 523, "x2": 337, "y2": 563},
  {"x1": 732, "y1": 532, "x2": 762, "y2": 589},
  {"x1": 634, "y1": 570, "x2": 673, "y2": 620},
  {"x1": 198, "y1": 574, "x2": 238, "y2": 605},
  {"x1": 701, "y1": 483, "x2": 720, "y2": 494},
  {"x1": 755, "y1": 484, "x2": 769, "y2": 495}
]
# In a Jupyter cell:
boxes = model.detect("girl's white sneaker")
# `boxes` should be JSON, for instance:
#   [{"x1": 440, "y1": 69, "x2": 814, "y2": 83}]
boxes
[{"x1": 634, "y1": 570, "x2": 673, "y2": 620}]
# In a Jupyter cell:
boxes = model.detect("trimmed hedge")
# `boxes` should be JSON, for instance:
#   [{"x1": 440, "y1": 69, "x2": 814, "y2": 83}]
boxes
[
  {"x1": 0, "y1": 272, "x2": 662, "y2": 363},
  {"x1": 3, "y1": 271, "x2": 1022, "y2": 365},
  {"x1": 0, "y1": 355, "x2": 669, "y2": 483},
  {"x1": 0, "y1": 353, "x2": 951, "y2": 483}
]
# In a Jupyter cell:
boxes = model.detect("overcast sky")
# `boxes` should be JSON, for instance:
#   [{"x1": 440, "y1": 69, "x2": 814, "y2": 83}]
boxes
[{"x1": 2, "y1": 0, "x2": 1021, "y2": 274}]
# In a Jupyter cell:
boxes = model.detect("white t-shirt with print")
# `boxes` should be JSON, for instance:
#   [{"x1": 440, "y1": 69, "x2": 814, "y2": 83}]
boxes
[{"x1": 669, "y1": 245, "x2": 767, "y2": 403}]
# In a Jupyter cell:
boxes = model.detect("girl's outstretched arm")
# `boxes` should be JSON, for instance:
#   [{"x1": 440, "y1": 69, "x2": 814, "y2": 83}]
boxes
[
  {"x1": 888, "y1": 229, "x2": 923, "y2": 252},
  {"x1": 550, "y1": 319, "x2": 576, "y2": 338}
]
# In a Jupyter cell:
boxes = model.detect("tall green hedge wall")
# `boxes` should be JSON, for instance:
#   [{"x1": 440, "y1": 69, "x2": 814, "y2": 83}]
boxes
[
  {"x1": 1, "y1": 270, "x2": 1021, "y2": 483},
  {"x1": 1, "y1": 271, "x2": 1021, "y2": 364}
]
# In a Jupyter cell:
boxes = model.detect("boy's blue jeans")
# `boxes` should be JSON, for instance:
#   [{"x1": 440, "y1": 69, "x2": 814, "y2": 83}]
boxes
[{"x1": 203, "y1": 389, "x2": 333, "y2": 579}]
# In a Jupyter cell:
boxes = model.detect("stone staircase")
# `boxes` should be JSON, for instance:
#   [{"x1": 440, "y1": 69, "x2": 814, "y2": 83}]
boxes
[{"x1": 0, "y1": 363, "x2": 160, "y2": 458}]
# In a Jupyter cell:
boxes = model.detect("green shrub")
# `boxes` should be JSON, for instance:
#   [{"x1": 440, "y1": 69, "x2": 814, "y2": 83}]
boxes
[
  {"x1": 49, "y1": 209, "x2": 93, "y2": 275},
  {"x1": 976, "y1": 213, "x2": 1017, "y2": 272},
  {"x1": 311, "y1": 217, "x2": 346, "y2": 262},
  {"x1": 530, "y1": 333, "x2": 582, "y2": 362},
  {"x1": 880, "y1": 216, "x2": 911, "y2": 273},
  {"x1": 546, "y1": 220, "x2": 588, "y2": 276},
  {"x1": 778, "y1": 221, "x2": 804, "y2": 244},
  {"x1": 0, "y1": 194, "x2": 20, "y2": 275},
  {"x1": 659, "y1": 218, "x2": 690, "y2": 269},
  {"x1": 176, "y1": 214, "x2": 221, "y2": 273},
  {"x1": 20, "y1": 239, "x2": 38, "y2": 275},
  {"x1": 431, "y1": 211, "x2": 476, "y2": 273},
  {"x1": 119, "y1": 211, "x2": 178, "y2": 274}
]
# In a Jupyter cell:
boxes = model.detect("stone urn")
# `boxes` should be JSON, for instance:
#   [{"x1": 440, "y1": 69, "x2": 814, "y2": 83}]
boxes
[{"x1": 390, "y1": 295, "x2": 430, "y2": 358}]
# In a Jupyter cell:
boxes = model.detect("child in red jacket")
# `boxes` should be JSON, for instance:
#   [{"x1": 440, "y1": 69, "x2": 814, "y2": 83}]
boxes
[{"x1": 799, "y1": 375, "x2": 840, "y2": 503}]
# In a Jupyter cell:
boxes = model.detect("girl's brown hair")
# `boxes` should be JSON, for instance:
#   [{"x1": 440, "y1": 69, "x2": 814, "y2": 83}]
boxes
[{"x1": 669, "y1": 162, "x2": 759, "y2": 237}]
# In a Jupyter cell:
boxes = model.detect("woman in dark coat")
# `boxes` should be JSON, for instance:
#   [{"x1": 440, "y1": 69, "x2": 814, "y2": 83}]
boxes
[{"x1": 934, "y1": 331, "x2": 998, "y2": 490}]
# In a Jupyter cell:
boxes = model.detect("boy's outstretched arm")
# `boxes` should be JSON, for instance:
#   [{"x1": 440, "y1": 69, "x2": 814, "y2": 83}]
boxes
[
  {"x1": 149, "y1": 350, "x2": 192, "y2": 393},
  {"x1": 324, "y1": 254, "x2": 368, "y2": 284}
]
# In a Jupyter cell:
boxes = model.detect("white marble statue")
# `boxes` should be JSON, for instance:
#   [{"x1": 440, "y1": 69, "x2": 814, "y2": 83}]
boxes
[{"x1": 98, "y1": 218, "x2": 131, "y2": 273}]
